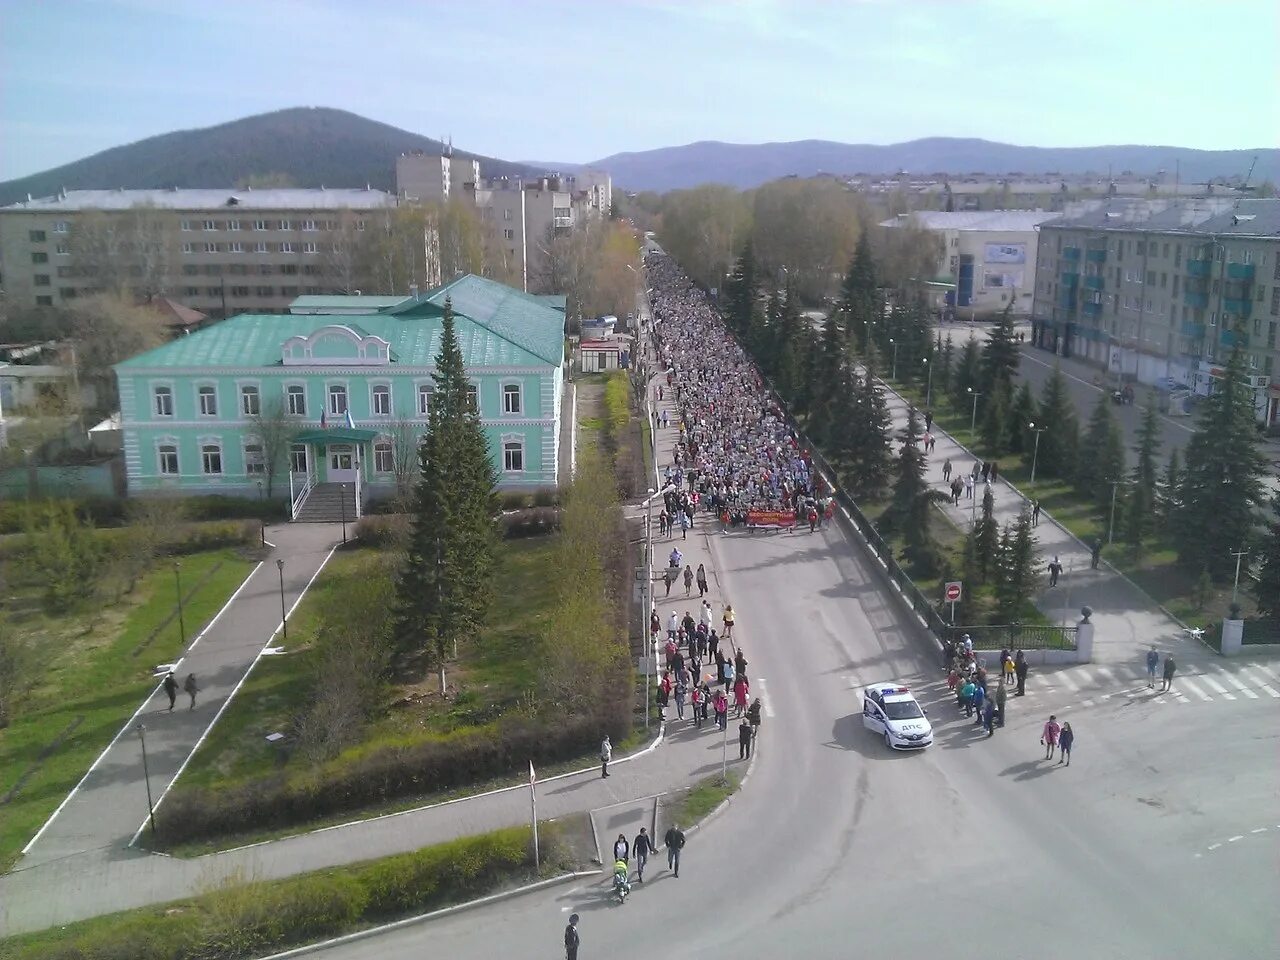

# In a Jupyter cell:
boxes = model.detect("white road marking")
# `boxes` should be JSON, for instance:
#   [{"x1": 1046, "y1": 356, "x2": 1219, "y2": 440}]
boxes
[
  {"x1": 1227, "y1": 835, "x2": 1244, "y2": 843},
  {"x1": 757, "y1": 677, "x2": 776, "y2": 717},
  {"x1": 1198, "y1": 674, "x2": 1236, "y2": 700},
  {"x1": 1248, "y1": 662, "x2": 1280, "y2": 683},
  {"x1": 1208, "y1": 843, "x2": 1222, "y2": 850},
  {"x1": 1238, "y1": 668, "x2": 1280, "y2": 698},
  {"x1": 1080, "y1": 698, "x2": 1094, "y2": 708},
  {"x1": 1179, "y1": 678, "x2": 1213, "y2": 702},
  {"x1": 1212, "y1": 666, "x2": 1259, "y2": 700},
  {"x1": 1250, "y1": 827, "x2": 1268, "y2": 834},
  {"x1": 1152, "y1": 696, "x2": 1166, "y2": 705},
  {"x1": 1092, "y1": 665, "x2": 1121, "y2": 698},
  {"x1": 1058, "y1": 671, "x2": 1083, "y2": 693}
]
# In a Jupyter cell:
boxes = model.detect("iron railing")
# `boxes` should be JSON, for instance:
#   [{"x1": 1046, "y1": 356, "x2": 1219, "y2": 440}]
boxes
[{"x1": 945, "y1": 623, "x2": 1078, "y2": 652}]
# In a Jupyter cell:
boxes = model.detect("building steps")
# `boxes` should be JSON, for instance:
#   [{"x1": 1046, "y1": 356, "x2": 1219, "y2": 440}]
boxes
[{"x1": 293, "y1": 481, "x2": 358, "y2": 523}]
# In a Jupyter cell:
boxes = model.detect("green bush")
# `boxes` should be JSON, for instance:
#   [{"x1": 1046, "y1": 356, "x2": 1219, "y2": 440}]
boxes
[
  {"x1": 353, "y1": 510, "x2": 560, "y2": 545},
  {"x1": 3, "y1": 825, "x2": 551, "y2": 960},
  {"x1": 500, "y1": 506, "x2": 561, "y2": 539},
  {"x1": 0, "y1": 495, "x2": 286, "y2": 535},
  {"x1": 154, "y1": 716, "x2": 617, "y2": 846},
  {"x1": 351, "y1": 514, "x2": 406, "y2": 547},
  {"x1": 532, "y1": 488, "x2": 560, "y2": 507},
  {"x1": 167, "y1": 520, "x2": 261, "y2": 554}
]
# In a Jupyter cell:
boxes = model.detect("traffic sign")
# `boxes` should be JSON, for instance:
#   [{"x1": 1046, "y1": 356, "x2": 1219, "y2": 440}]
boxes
[{"x1": 944, "y1": 581, "x2": 963, "y2": 602}]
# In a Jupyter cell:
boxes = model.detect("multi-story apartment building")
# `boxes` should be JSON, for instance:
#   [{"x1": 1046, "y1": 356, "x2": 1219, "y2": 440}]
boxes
[
  {"x1": 395, "y1": 151, "x2": 482, "y2": 204},
  {"x1": 880, "y1": 210, "x2": 1060, "y2": 319},
  {"x1": 0, "y1": 187, "x2": 397, "y2": 315},
  {"x1": 1031, "y1": 198, "x2": 1280, "y2": 430}
]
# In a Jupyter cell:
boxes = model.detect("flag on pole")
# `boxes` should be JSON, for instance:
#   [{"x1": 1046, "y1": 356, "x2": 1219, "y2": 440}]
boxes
[
  {"x1": 529, "y1": 760, "x2": 536, "y2": 786},
  {"x1": 345, "y1": 408, "x2": 356, "y2": 430},
  {"x1": 320, "y1": 409, "x2": 327, "y2": 429}
]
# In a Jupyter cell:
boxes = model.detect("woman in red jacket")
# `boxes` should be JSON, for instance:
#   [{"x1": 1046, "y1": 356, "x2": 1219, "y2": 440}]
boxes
[{"x1": 733, "y1": 676, "x2": 749, "y2": 717}]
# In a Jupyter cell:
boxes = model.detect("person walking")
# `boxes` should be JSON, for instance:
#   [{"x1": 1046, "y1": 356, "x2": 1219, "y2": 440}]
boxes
[
  {"x1": 942, "y1": 457, "x2": 952, "y2": 483},
  {"x1": 1031, "y1": 499, "x2": 1041, "y2": 526},
  {"x1": 613, "y1": 833, "x2": 630, "y2": 866},
  {"x1": 964, "y1": 474, "x2": 975, "y2": 500},
  {"x1": 696, "y1": 563, "x2": 708, "y2": 597},
  {"x1": 1091, "y1": 538, "x2": 1102, "y2": 570},
  {"x1": 722, "y1": 603, "x2": 735, "y2": 638},
  {"x1": 925, "y1": 410, "x2": 934, "y2": 432},
  {"x1": 691, "y1": 684, "x2": 704, "y2": 728},
  {"x1": 1047, "y1": 556, "x2": 1063, "y2": 587},
  {"x1": 699, "y1": 598, "x2": 713, "y2": 632},
  {"x1": 679, "y1": 510, "x2": 689, "y2": 540},
  {"x1": 1015, "y1": 650, "x2": 1028, "y2": 696},
  {"x1": 1058, "y1": 722, "x2": 1074, "y2": 766},
  {"x1": 1146, "y1": 646, "x2": 1160, "y2": 689},
  {"x1": 564, "y1": 914, "x2": 580, "y2": 960},
  {"x1": 1160, "y1": 654, "x2": 1177, "y2": 692},
  {"x1": 667, "y1": 611, "x2": 679, "y2": 641},
  {"x1": 664, "y1": 823, "x2": 686, "y2": 877},
  {"x1": 658, "y1": 511, "x2": 668, "y2": 539},
  {"x1": 747, "y1": 697, "x2": 762, "y2": 739},
  {"x1": 683, "y1": 564, "x2": 694, "y2": 597},
  {"x1": 733, "y1": 674, "x2": 749, "y2": 717},
  {"x1": 162, "y1": 671, "x2": 178, "y2": 712},
  {"x1": 995, "y1": 681, "x2": 1007, "y2": 727},
  {"x1": 183, "y1": 673, "x2": 199, "y2": 710},
  {"x1": 960, "y1": 677, "x2": 976, "y2": 717},
  {"x1": 734, "y1": 648, "x2": 748, "y2": 681},
  {"x1": 971, "y1": 682, "x2": 986, "y2": 726},
  {"x1": 713, "y1": 690, "x2": 728, "y2": 730},
  {"x1": 983, "y1": 696, "x2": 996, "y2": 737},
  {"x1": 600, "y1": 735, "x2": 612, "y2": 778},
  {"x1": 990, "y1": 461, "x2": 1000, "y2": 483},
  {"x1": 981, "y1": 461, "x2": 990, "y2": 483},
  {"x1": 674, "y1": 676, "x2": 687, "y2": 720},
  {"x1": 633, "y1": 827, "x2": 653, "y2": 882},
  {"x1": 739, "y1": 718, "x2": 753, "y2": 759},
  {"x1": 1042, "y1": 715, "x2": 1061, "y2": 759}
]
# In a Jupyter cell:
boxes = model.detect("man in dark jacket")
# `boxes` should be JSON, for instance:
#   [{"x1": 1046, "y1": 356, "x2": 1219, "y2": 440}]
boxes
[
  {"x1": 738, "y1": 719, "x2": 753, "y2": 759},
  {"x1": 564, "y1": 914, "x2": 580, "y2": 960},
  {"x1": 162, "y1": 672, "x2": 178, "y2": 711},
  {"x1": 1014, "y1": 651, "x2": 1029, "y2": 696},
  {"x1": 664, "y1": 823, "x2": 686, "y2": 877},
  {"x1": 1160, "y1": 654, "x2": 1177, "y2": 692},
  {"x1": 633, "y1": 827, "x2": 654, "y2": 882}
]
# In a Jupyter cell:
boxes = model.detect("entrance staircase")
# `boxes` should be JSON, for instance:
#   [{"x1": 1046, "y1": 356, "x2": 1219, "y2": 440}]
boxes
[{"x1": 293, "y1": 482, "x2": 358, "y2": 523}]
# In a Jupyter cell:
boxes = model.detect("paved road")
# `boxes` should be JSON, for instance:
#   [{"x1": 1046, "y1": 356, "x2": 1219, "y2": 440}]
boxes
[{"x1": 311, "y1": 518, "x2": 1279, "y2": 960}]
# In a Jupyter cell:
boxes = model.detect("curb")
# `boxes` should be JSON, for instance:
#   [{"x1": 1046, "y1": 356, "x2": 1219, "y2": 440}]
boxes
[
  {"x1": 680, "y1": 739, "x2": 757, "y2": 843},
  {"x1": 255, "y1": 870, "x2": 599, "y2": 960}
]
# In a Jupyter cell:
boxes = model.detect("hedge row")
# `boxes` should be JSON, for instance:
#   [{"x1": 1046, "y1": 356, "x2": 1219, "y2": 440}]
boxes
[
  {"x1": 352, "y1": 507, "x2": 561, "y2": 547},
  {"x1": 0, "y1": 494, "x2": 288, "y2": 534},
  {"x1": 4, "y1": 824, "x2": 557, "y2": 960},
  {"x1": 2, "y1": 520, "x2": 262, "y2": 564},
  {"x1": 154, "y1": 714, "x2": 620, "y2": 847}
]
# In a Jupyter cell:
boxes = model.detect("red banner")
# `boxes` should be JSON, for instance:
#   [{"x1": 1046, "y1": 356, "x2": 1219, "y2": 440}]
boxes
[{"x1": 746, "y1": 509, "x2": 797, "y2": 529}]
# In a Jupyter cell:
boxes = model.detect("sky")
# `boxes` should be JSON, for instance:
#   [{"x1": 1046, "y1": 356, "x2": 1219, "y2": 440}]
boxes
[{"x1": 2, "y1": 0, "x2": 1277, "y2": 182}]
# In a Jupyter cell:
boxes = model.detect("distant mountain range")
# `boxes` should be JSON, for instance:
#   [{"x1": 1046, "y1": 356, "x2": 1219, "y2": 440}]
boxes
[
  {"x1": 581, "y1": 138, "x2": 1280, "y2": 193},
  {"x1": 0, "y1": 107, "x2": 548, "y2": 207},
  {"x1": 3, "y1": 108, "x2": 1274, "y2": 206}
]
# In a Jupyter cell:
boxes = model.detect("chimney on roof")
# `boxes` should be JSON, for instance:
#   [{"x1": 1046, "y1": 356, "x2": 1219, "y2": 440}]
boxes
[{"x1": 409, "y1": 283, "x2": 419, "y2": 301}]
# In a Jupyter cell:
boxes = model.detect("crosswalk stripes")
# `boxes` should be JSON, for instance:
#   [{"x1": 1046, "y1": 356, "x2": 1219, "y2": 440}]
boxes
[
  {"x1": 1197, "y1": 673, "x2": 1235, "y2": 700},
  {"x1": 1251, "y1": 662, "x2": 1280, "y2": 683},
  {"x1": 1210, "y1": 665, "x2": 1259, "y2": 700},
  {"x1": 1179, "y1": 677, "x2": 1214, "y2": 702},
  {"x1": 1239, "y1": 668, "x2": 1280, "y2": 699}
]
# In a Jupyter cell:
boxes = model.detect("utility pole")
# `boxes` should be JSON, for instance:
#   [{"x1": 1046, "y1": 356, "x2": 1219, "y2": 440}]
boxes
[
  {"x1": 1230, "y1": 549, "x2": 1249, "y2": 609},
  {"x1": 967, "y1": 388, "x2": 982, "y2": 442},
  {"x1": 1028, "y1": 422, "x2": 1047, "y2": 484},
  {"x1": 1108, "y1": 479, "x2": 1134, "y2": 545}
]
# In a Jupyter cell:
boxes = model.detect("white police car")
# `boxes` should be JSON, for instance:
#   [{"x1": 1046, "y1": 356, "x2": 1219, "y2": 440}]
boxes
[{"x1": 862, "y1": 682, "x2": 933, "y2": 750}]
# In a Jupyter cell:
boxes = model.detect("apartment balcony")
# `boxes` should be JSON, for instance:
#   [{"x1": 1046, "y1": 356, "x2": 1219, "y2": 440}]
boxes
[
  {"x1": 1083, "y1": 275, "x2": 1104, "y2": 291},
  {"x1": 1062, "y1": 246, "x2": 1081, "y2": 261},
  {"x1": 1086, "y1": 248, "x2": 1107, "y2": 264},
  {"x1": 1180, "y1": 322, "x2": 1206, "y2": 340},
  {"x1": 553, "y1": 216, "x2": 573, "y2": 228},
  {"x1": 1060, "y1": 270, "x2": 1080, "y2": 286},
  {"x1": 1082, "y1": 301, "x2": 1102, "y2": 318},
  {"x1": 1220, "y1": 329, "x2": 1249, "y2": 349},
  {"x1": 1183, "y1": 290, "x2": 1209, "y2": 309},
  {"x1": 1223, "y1": 297, "x2": 1252, "y2": 319},
  {"x1": 1058, "y1": 290, "x2": 1078, "y2": 310},
  {"x1": 1186, "y1": 258, "x2": 1212, "y2": 278},
  {"x1": 1226, "y1": 262, "x2": 1255, "y2": 281}
]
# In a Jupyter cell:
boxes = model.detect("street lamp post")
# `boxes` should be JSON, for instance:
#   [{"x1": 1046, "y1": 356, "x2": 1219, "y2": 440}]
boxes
[
  {"x1": 888, "y1": 338, "x2": 899, "y2": 381},
  {"x1": 644, "y1": 486, "x2": 656, "y2": 730},
  {"x1": 967, "y1": 388, "x2": 982, "y2": 442},
  {"x1": 340, "y1": 483, "x2": 348, "y2": 545},
  {"x1": 1108, "y1": 479, "x2": 1134, "y2": 545},
  {"x1": 136, "y1": 723, "x2": 157, "y2": 846},
  {"x1": 922, "y1": 357, "x2": 933, "y2": 408},
  {"x1": 1028, "y1": 422, "x2": 1047, "y2": 484},
  {"x1": 1230, "y1": 549, "x2": 1248, "y2": 609},
  {"x1": 276, "y1": 558, "x2": 288, "y2": 643},
  {"x1": 173, "y1": 562, "x2": 186, "y2": 646}
]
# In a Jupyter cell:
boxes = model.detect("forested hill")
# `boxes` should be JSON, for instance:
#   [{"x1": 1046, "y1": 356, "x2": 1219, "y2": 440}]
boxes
[{"x1": 0, "y1": 107, "x2": 548, "y2": 206}]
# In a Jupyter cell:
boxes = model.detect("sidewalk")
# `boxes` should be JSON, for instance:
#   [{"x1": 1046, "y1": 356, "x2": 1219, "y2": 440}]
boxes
[
  {"x1": 0, "y1": 381, "x2": 745, "y2": 937},
  {"x1": 872, "y1": 375, "x2": 1211, "y2": 668}
]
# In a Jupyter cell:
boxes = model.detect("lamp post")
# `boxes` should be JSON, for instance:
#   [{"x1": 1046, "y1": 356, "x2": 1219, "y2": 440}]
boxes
[
  {"x1": 1108, "y1": 479, "x2": 1134, "y2": 545},
  {"x1": 255, "y1": 479, "x2": 263, "y2": 500},
  {"x1": 173, "y1": 562, "x2": 186, "y2": 646},
  {"x1": 340, "y1": 483, "x2": 348, "y2": 544},
  {"x1": 136, "y1": 723, "x2": 157, "y2": 846},
  {"x1": 922, "y1": 357, "x2": 933, "y2": 408},
  {"x1": 1028, "y1": 422, "x2": 1048, "y2": 484},
  {"x1": 888, "y1": 338, "x2": 899, "y2": 381},
  {"x1": 1230, "y1": 549, "x2": 1248, "y2": 609},
  {"x1": 644, "y1": 486, "x2": 656, "y2": 730},
  {"x1": 967, "y1": 388, "x2": 982, "y2": 442},
  {"x1": 276, "y1": 558, "x2": 288, "y2": 643}
]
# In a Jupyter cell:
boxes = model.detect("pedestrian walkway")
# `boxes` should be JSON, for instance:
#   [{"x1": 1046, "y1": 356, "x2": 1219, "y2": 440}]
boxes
[
  {"x1": 871, "y1": 374, "x2": 1217, "y2": 668},
  {"x1": 0, "y1": 368, "x2": 753, "y2": 938}
]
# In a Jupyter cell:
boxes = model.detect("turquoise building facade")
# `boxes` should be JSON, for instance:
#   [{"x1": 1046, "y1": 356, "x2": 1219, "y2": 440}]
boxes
[{"x1": 114, "y1": 275, "x2": 566, "y2": 506}]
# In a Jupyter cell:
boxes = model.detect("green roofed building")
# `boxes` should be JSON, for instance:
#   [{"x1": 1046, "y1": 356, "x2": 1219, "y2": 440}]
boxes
[{"x1": 114, "y1": 274, "x2": 567, "y2": 518}]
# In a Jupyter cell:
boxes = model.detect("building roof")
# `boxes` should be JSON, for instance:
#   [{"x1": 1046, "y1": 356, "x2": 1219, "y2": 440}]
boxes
[
  {"x1": 537, "y1": 294, "x2": 568, "y2": 312},
  {"x1": 2, "y1": 187, "x2": 397, "y2": 212},
  {"x1": 289, "y1": 294, "x2": 412, "y2": 313},
  {"x1": 147, "y1": 297, "x2": 207, "y2": 330},
  {"x1": 881, "y1": 210, "x2": 1062, "y2": 232},
  {"x1": 1039, "y1": 197, "x2": 1280, "y2": 237},
  {"x1": 115, "y1": 274, "x2": 565, "y2": 372}
]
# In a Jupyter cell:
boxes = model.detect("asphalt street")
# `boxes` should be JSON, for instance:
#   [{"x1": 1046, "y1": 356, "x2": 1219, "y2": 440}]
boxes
[{"x1": 307, "y1": 515, "x2": 1278, "y2": 960}]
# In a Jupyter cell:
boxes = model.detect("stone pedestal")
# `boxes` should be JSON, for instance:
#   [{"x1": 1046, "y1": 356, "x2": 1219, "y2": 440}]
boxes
[
  {"x1": 1075, "y1": 620, "x2": 1095, "y2": 663},
  {"x1": 1221, "y1": 619, "x2": 1244, "y2": 657}
]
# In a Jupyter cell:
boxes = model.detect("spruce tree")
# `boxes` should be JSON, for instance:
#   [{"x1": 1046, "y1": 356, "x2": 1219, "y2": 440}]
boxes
[
  {"x1": 969, "y1": 486, "x2": 1001, "y2": 584},
  {"x1": 1034, "y1": 365, "x2": 1080, "y2": 478},
  {"x1": 881, "y1": 406, "x2": 946, "y2": 573},
  {"x1": 951, "y1": 338, "x2": 982, "y2": 408},
  {"x1": 1159, "y1": 447, "x2": 1182, "y2": 523},
  {"x1": 842, "y1": 236, "x2": 878, "y2": 353},
  {"x1": 996, "y1": 508, "x2": 1041, "y2": 619},
  {"x1": 1124, "y1": 397, "x2": 1163, "y2": 548},
  {"x1": 808, "y1": 308, "x2": 847, "y2": 445},
  {"x1": 394, "y1": 299, "x2": 499, "y2": 692},
  {"x1": 936, "y1": 334, "x2": 955, "y2": 399},
  {"x1": 1173, "y1": 348, "x2": 1269, "y2": 579},
  {"x1": 980, "y1": 299, "x2": 1020, "y2": 396},
  {"x1": 847, "y1": 360, "x2": 894, "y2": 500},
  {"x1": 1253, "y1": 491, "x2": 1280, "y2": 619},
  {"x1": 724, "y1": 241, "x2": 757, "y2": 340},
  {"x1": 1076, "y1": 393, "x2": 1126, "y2": 508},
  {"x1": 1008, "y1": 380, "x2": 1037, "y2": 457},
  {"x1": 981, "y1": 381, "x2": 1012, "y2": 454}
]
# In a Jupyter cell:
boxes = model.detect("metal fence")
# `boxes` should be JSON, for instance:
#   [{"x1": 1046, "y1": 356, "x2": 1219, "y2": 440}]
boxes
[
  {"x1": 1241, "y1": 619, "x2": 1280, "y2": 646},
  {"x1": 945, "y1": 623, "x2": 1078, "y2": 652}
]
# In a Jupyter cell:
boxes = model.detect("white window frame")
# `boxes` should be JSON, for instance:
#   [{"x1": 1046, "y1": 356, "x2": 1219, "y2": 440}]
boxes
[
  {"x1": 229, "y1": 241, "x2": 244, "y2": 253},
  {"x1": 181, "y1": 219, "x2": 192, "y2": 232},
  {"x1": 356, "y1": 219, "x2": 366, "y2": 231},
  {"x1": 417, "y1": 382, "x2": 434, "y2": 416},
  {"x1": 53, "y1": 220, "x2": 69, "y2": 234},
  {"x1": 371, "y1": 383, "x2": 392, "y2": 417},
  {"x1": 289, "y1": 443, "x2": 308, "y2": 474},
  {"x1": 280, "y1": 241, "x2": 293, "y2": 253},
  {"x1": 303, "y1": 241, "x2": 317, "y2": 254},
  {"x1": 204, "y1": 242, "x2": 218, "y2": 254},
  {"x1": 501, "y1": 380, "x2": 523, "y2": 415},
  {"x1": 196, "y1": 382, "x2": 218, "y2": 417},
  {"x1": 254, "y1": 219, "x2": 268, "y2": 231},
  {"x1": 254, "y1": 241, "x2": 267, "y2": 254},
  {"x1": 502, "y1": 435, "x2": 525, "y2": 473},
  {"x1": 240, "y1": 383, "x2": 261, "y2": 417},
  {"x1": 203, "y1": 219, "x2": 218, "y2": 231},
  {"x1": 200, "y1": 438, "x2": 224, "y2": 475},
  {"x1": 182, "y1": 242, "x2": 194, "y2": 254},
  {"x1": 285, "y1": 383, "x2": 307, "y2": 416},
  {"x1": 228, "y1": 219, "x2": 241, "y2": 232},
  {"x1": 279, "y1": 219, "x2": 291, "y2": 231},
  {"x1": 327, "y1": 382, "x2": 349, "y2": 416},
  {"x1": 244, "y1": 441, "x2": 266, "y2": 475},
  {"x1": 466, "y1": 382, "x2": 479, "y2": 413},
  {"x1": 156, "y1": 438, "x2": 180, "y2": 475},
  {"x1": 373, "y1": 438, "x2": 394, "y2": 473},
  {"x1": 55, "y1": 242, "x2": 69, "y2": 255},
  {"x1": 302, "y1": 219, "x2": 317, "y2": 232},
  {"x1": 153, "y1": 383, "x2": 175, "y2": 418}
]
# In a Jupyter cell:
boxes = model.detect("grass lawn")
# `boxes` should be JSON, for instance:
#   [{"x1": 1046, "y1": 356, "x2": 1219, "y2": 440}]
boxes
[
  {"x1": 666, "y1": 771, "x2": 741, "y2": 827},
  {"x1": 0, "y1": 548, "x2": 256, "y2": 871}
]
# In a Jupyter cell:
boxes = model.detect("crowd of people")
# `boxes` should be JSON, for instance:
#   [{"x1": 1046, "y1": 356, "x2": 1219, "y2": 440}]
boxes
[{"x1": 645, "y1": 252, "x2": 826, "y2": 529}]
